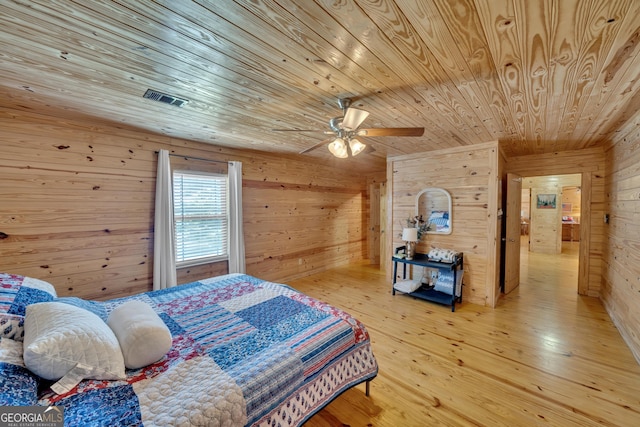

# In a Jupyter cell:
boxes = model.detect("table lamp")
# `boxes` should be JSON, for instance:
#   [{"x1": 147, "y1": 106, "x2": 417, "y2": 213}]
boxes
[{"x1": 402, "y1": 227, "x2": 419, "y2": 260}]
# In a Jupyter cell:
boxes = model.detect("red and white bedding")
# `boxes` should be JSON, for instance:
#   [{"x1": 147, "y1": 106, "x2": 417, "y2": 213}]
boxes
[{"x1": 0, "y1": 273, "x2": 378, "y2": 426}]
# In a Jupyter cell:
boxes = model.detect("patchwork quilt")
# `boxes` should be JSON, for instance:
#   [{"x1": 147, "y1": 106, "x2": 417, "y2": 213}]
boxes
[{"x1": 0, "y1": 273, "x2": 378, "y2": 426}]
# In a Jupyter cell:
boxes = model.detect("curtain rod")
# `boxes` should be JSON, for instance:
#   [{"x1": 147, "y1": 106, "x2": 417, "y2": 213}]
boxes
[{"x1": 155, "y1": 151, "x2": 229, "y2": 165}]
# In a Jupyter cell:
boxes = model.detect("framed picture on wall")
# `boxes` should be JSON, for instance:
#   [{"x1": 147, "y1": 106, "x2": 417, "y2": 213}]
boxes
[
  {"x1": 537, "y1": 194, "x2": 556, "y2": 209},
  {"x1": 562, "y1": 203, "x2": 572, "y2": 212}
]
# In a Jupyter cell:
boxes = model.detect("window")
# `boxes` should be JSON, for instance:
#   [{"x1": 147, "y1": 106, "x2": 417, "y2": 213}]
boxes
[{"x1": 173, "y1": 170, "x2": 228, "y2": 266}]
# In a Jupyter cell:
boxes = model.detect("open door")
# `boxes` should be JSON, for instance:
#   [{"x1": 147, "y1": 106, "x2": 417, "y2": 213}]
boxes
[
  {"x1": 379, "y1": 182, "x2": 388, "y2": 272},
  {"x1": 369, "y1": 182, "x2": 381, "y2": 265},
  {"x1": 503, "y1": 173, "x2": 522, "y2": 294}
]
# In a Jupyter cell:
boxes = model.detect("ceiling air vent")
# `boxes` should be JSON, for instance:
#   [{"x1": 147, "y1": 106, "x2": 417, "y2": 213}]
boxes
[{"x1": 143, "y1": 89, "x2": 189, "y2": 107}]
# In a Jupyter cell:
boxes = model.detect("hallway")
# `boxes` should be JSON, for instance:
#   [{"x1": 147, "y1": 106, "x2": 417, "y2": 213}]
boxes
[{"x1": 511, "y1": 236, "x2": 581, "y2": 306}]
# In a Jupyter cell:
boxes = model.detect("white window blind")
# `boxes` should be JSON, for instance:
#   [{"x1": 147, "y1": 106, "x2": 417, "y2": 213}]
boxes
[{"x1": 173, "y1": 171, "x2": 228, "y2": 266}]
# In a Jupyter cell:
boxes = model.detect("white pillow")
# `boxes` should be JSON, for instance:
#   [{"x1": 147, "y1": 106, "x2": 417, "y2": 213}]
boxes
[
  {"x1": 23, "y1": 302, "x2": 126, "y2": 394},
  {"x1": 107, "y1": 300, "x2": 172, "y2": 369}
]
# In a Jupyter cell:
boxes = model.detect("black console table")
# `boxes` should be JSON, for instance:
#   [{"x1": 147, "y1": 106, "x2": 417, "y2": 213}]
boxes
[{"x1": 392, "y1": 249, "x2": 463, "y2": 312}]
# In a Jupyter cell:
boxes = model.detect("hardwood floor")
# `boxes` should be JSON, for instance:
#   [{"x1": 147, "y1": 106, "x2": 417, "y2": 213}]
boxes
[{"x1": 288, "y1": 241, "x2": 640, "y2": 426}]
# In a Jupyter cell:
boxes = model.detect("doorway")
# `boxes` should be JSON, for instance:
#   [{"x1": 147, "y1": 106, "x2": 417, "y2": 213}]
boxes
[{"x1": 519, "y1": 174, "x2": 581, "y2": 291}]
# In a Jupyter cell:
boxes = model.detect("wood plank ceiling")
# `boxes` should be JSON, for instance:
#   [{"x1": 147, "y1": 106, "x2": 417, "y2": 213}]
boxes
[{"x1": 1, "y1": 0, "x2": 640, "y2": 172}]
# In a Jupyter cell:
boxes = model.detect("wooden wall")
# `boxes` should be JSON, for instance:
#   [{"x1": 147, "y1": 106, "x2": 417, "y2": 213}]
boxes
[
  {"x1": 506, "y1": 148, "x2": 605, "y2": 297},
  {"x1": 387, "y1": 141, "x2": 500, "y2": 307},
  {"x1": 602, "y1": 133, "x2": 640, "y2": 363},
  {"x1": 0, "y1": 107, "x2": 383, "y2": 300},
  {"x1": 529, "y1": 187, "x2": 563, "y2": 254}
]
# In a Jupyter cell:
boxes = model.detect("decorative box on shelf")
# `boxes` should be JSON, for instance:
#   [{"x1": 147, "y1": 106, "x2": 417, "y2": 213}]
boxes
[{"x1": 392, "y1": 246, "x2": 464, "y2": 312}]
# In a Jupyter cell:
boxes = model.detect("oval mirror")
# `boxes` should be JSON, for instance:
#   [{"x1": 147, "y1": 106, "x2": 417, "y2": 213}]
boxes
[{"x1": 416, "y1": 188, "x2": 452, "y2": 234}]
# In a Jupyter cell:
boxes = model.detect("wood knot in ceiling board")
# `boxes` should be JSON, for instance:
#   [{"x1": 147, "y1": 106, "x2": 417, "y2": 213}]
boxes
[
  {"x1": 0, "y1": 232, "x2": 8, "y2": 239},
  {"x1": 497, "y1": 17, "x2": 515, "y2": 30},
  {"x1": 531, "y1": 65, "x2": 547, "y2": 77},
  {"x1": 603, "y1": 29, "x2": 640, "y2": 83},
  {"x1": 55, "y1": 145, "x2": 70, "y2": 150}
]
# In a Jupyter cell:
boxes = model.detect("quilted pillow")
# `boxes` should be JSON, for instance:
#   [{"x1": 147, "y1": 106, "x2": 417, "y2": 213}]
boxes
[
  {"x1": 0, "y1": 337, "x2": 40, "y2": 405},
  {"x1": 107, "y1": 300, "x2": 172, "y2": 369},
  {"x1": 23, "y1": 302, "x2": 126, "y2": 394},
  {"x1": 0, "y1": 273, "x2": 57, "y2": 316}
]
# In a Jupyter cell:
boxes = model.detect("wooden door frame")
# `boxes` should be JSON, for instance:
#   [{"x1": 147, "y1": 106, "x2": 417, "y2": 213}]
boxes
[
  {"x1": 577, "y1": 172, "x2": 589, "y2": 295},
  {"x1": 519, "y1": 172, "x2": 587, "y2": 295},
  {"x1": 502, "y1": 173, "x2": 522, "y2": 294},
  {"x1": 369, "y1": 182, "x2": 381, "y2": 265}
]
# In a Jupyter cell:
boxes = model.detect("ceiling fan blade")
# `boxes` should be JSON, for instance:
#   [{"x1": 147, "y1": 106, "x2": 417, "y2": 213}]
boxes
[
  {"x1": 299, "y1": 138, "x2": 333, "y2": 154},
  {"x1": 363, "y1": 145, "x2": 376, "y2": 155},
  {"x1": 358, "y1": 127, "x2": 425, "y2": 137},
  {"x1": 342, "y1": 107, "x2": 370, "y2": 130},
  {"x1": 271, "y1": 129, "x2": 329, "y2": 133}
]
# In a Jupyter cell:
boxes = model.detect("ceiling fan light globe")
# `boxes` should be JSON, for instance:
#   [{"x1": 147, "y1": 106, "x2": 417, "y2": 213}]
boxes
[
  {"x1": 349, "y1": 138, "x2": 366, "y2": 156},
  {"x1": 328, "y1": 137, "x2": 348, "y2": 158}
]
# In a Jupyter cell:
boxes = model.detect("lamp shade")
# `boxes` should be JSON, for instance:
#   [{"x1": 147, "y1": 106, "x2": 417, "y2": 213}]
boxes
[
  {"x1": 342, "y1": 107, "x2": 370, "y2": 130},
  {"x1": 349, "y1": 138, "x2": 366, "y2": 156},
  {"x1": 402, "y1": 227, "x2": 418, "y2": 242},
  {"x1": 327, "y1": 137, "x2": 348, "y2": 158}
]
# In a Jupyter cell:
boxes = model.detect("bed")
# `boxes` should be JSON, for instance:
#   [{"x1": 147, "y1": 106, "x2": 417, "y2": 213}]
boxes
[{"x1": 0, "y1": 272, "x2": 378, "y2": 426}]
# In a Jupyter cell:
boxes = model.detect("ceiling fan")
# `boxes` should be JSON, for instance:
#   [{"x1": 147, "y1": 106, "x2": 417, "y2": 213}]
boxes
[{"x1": 273, "y1": 98, "x2": 425, "y2": 158}]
